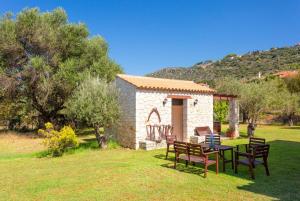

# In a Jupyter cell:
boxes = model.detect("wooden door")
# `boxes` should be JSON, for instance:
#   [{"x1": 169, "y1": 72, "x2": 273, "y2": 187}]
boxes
[{"x1": 172, "y1": 99, "x2": 183, "y2": 141}]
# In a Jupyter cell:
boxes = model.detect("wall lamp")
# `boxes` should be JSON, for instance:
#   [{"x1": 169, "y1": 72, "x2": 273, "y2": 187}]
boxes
[
  {"x1": 194, "y1": 99, "x2": 198, "y2": 106},
  {"x1": 163, "y1": 98, "x2": 168, "y2": 106}
]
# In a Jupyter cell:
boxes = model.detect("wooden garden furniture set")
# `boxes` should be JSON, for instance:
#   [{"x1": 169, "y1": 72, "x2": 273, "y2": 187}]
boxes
[{"x1": 167, "y1": 132, "x2": 270, "y2": 179}]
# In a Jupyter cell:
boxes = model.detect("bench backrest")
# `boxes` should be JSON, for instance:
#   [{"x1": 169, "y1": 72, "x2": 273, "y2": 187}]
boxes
[
  {"x1": 174, "y1": 141, "x2": 188, "y2": 155},
  {"x1": 187, "y1": 143, "x2": 204, "y2": 157}
]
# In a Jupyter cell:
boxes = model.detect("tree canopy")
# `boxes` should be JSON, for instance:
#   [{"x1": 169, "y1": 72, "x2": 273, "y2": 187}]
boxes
[
  {"x1": 0, "y1": 8, "x2": 122, "y2": 127},
  {"x1": 215, "y1": 77, "x2": 299, "y2": 136},
  {"x1": 66, "y1": 76, "x2": 120, "y2": 147}
]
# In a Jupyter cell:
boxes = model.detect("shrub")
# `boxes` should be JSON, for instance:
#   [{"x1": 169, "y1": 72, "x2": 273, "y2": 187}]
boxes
[
  {"x1": 107, "y1": 139, "x2": 120, "y2": 149},
  {"x1": 38, "y1": 122, "x2": 79, "y2": 156}
]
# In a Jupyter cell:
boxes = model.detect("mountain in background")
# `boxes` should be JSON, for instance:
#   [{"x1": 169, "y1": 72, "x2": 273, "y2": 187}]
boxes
[{"x1": 147, "y1": 44, "x2": 300, "y2": 85}]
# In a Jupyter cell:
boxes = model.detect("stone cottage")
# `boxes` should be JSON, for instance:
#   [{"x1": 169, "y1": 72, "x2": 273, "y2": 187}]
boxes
[{"x1": 113, "y1": 74, "x2": 239, "y2": 150}]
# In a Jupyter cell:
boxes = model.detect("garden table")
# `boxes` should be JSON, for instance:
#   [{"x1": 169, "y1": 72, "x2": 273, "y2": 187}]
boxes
[{"x1": 199, "y1": 143, "x2": 234, "y2": 172}]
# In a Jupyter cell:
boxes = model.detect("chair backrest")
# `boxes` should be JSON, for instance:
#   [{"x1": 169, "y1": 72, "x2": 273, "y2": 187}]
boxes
[
  {"x1": 249, "y1": 137, "x2": 266, "y2": 147},
  {"x1": 253, "y1": 144, "x2": 270, "y2": 159},
  {"x1": 187, "y1": 143, "x2": 204, "y2": 157},
  {"x1": 166, "y1": 135, "x2": 176, "y2": 144},
  {"x1": 205, "y1": 135, "x2": 221, "y2": 145},
  {"x1": 195, "y1": 126, "x2": 212, "y2": 136},
  {"x1": 174, "y1": 141, "x2": 188, "y2": 155}
]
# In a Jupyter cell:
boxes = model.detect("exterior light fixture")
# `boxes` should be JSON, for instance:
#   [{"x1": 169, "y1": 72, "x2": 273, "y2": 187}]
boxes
[
  {"x1": 194, "y1": 99, "x2": 198, "y2": 106},
  {"x1": 163, "y1": 98, "x2": 168, "y2": 106}
]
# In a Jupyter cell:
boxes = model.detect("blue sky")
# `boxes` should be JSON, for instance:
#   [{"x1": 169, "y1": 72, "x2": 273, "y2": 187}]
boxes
[{"x1": 1, "y1": 0, "x2": 299, "y2": 75}]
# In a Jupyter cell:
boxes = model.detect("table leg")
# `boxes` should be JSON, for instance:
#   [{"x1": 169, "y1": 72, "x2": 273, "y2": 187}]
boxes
[{"x1": 231, "y1": 148, "x2": 234, "y2": 169}]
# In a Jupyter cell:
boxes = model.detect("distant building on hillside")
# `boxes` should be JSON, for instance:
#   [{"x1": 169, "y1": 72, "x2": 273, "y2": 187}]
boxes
[
  {"x1": 274, "y1": 70, "x2": 299, "y2": 78},
  {"x1": 258, "y1": 72, "x2": 262, "y2": 78}
]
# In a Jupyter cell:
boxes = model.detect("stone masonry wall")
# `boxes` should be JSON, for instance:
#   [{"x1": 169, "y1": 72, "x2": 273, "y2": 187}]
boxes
[
  {"x1": 136, "y1": 89, "x2": 213, "y2": 148},
  {"x1": 114, "y1": 78, "x2": 137, "y2": 149}
]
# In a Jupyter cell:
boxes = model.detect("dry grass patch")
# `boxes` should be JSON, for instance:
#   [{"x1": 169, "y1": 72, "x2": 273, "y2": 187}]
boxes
[{"x1": 0, "y1": 131, "x2": 44, "y2": 156}]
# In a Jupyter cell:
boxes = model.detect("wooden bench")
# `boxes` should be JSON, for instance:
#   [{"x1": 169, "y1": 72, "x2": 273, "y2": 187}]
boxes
[{"x1": 174, "y1": 141, "x2": 219, "y2": 178}]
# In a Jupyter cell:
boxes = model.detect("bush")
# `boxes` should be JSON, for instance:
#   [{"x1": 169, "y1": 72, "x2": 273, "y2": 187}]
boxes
[
  {"x1": 38, "y1": 122, "x2": 79, "y2": 156},
  {"x1": 107, "y1": 139, "x2": 120, "y2": 149}
]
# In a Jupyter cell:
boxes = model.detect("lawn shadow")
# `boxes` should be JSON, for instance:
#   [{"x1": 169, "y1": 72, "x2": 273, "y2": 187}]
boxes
[
  {"x1": 235, "y1": 140, "x2": 300, "y2": 201},
  {"x1": 154, "y1": 140, "x2": 300, "y2": 200},
  {"x1": 154, "y1": 154, "x2": 217, "y2": 178},
  {"x1": 160, "y1": 163, "x2": 206, "y2": 178}
]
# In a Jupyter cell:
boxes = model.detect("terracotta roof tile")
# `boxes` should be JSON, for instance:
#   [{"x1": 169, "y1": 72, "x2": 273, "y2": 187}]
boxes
[{"x1": 117, "y1": 74, "x2": 215, "y2": 93}]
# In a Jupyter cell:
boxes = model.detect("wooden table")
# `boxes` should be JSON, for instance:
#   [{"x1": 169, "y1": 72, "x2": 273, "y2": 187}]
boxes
[{"x1": 200, "y1": 143, "x2": 234, "y2": 172}]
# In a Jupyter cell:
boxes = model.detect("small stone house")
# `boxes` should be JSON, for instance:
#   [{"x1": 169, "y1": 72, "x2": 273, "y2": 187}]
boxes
[{"x1": 113, "y1": 74, "x2": 239, "y2": 150}]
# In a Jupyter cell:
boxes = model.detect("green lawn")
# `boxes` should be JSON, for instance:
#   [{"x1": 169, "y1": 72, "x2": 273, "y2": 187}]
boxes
[{"x1": 0, "y1": 125, "x2": 299, "y2": 201}]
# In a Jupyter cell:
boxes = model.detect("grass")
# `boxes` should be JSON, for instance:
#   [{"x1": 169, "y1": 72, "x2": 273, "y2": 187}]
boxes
[{"x1": 0, "y1": 125, "x2": 299, "y2": 201}]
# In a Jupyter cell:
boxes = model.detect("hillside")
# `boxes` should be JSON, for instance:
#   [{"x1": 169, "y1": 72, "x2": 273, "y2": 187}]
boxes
[{"x1": 148, "y1": 45, "x2": 300, "y2": 85}]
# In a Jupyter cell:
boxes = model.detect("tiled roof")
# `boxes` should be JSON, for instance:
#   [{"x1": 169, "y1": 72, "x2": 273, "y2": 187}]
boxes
[{"x1": 116, "y1": 74, "x2": 215, "y2": 93}]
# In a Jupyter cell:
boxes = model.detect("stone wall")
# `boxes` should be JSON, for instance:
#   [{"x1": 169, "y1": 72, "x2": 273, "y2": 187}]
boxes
[
  {"x1": 135, "y1": 90, "x2": 172, "y2": 148},
  {"x1": 136, "y1": 89, "x2": 213, "y2": 148},
  {"x1": 185, "y1": 93, "x2": 214, "y2": 140},
  {"x1": 114, "y1": 78, "x2": 137, "y2": 149}
]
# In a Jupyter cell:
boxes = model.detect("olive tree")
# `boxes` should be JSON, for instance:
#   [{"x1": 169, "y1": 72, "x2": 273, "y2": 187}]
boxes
[
  {"x1": 0, "y1": 8, "x2": 122, "y2": 127},
  {"x1": 216, "y1": 78, "x2": 281, "y2": 137},
  {"x1": 66, "y1": 77, "x2": 120, "y2": 148}
]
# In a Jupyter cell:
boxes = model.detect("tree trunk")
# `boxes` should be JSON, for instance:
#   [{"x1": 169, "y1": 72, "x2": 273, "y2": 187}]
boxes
[
  {"x1": 288, "y1": 114, "x2": 294, "y2": 127},
  {"x1": 247, "y1": 122, "x2": 256, "y2": 137},
  {"x1": 242, "y1": 111, "x2": 248, "y2": 124},
  {"x1": 94, "y1": 125, "x2": 107, "y2": 148}
]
